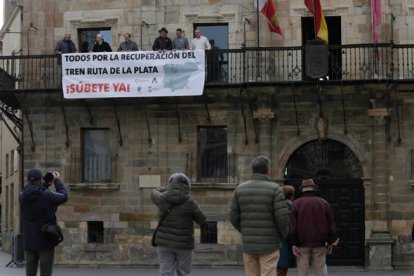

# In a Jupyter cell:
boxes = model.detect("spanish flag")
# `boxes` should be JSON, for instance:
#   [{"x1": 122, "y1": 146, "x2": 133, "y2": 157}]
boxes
[
  {"x1": 304, "y1": 0, "x2": 328, "y2": 43},
  {"x1": 255, "y1": 0, "x2": 283, "y2": 36}
]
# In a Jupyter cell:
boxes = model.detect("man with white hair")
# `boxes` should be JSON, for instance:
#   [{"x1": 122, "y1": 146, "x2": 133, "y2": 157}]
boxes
[
  {"x1": 190, "y1": 28, "x2": 211, "y2": 50},
  {"x1": 92, "y1": 33, "x2": 112, "y2": 52}
]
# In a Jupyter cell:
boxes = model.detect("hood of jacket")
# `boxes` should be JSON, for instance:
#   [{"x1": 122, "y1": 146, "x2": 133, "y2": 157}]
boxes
[
  {"x1": 163, "y1": 182, "x2": 190, "y2": 205},
  {"x1": 21, "y1": 184, "x2": 45, "y2": 203}
]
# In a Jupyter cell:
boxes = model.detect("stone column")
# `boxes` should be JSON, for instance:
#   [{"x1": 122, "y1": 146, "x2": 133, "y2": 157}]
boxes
[{"x1": 366, "y1": 107, "x2": 395, "y2": 270}]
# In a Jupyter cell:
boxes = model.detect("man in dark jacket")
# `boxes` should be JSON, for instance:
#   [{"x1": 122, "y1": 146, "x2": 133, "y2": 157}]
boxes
[
  {"x1": 92, "y1": 33, "x2": 112, "y2": 52},
  {"x1": 152, "y1": 27, "x2": 172, "y2": 51},
  {"x1": 20, "y1": 169, "x2": 68, "y2": 276},
  {"x1": 289, "y1": 179, "x2": 338, "y2": 276},
  {"x1": 54, "y1": 33, "x2": 77, "y2": 54},
  {"x1": 229, "y1": 156, "x2": 289, "y2": 276},
  {"x1": 151, "y1": 173, "x2": 206, "y2": 276}
]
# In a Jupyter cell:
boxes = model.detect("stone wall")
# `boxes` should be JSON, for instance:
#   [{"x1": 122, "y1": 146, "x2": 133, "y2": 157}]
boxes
[
  {"x1": 22, "y1": 0, "x2": 414, "y2": 55},
  {"x1": 16, "y1": 85, "x2": 414, "y2": 267}
]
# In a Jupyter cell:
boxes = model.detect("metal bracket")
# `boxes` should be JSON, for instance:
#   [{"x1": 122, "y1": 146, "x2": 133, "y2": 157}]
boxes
[
  {"x1": 24, "y1": 110, "x2": 35, "y2": 152},
  {"x1": 61, "y1": 95, "x2": 69, "y2": 147},
  {"x1": 176, "y1": 101, "x2": 182, "y2": 143},
  {"x1": 340, "y1": 81, "x2": 348, "y2": 135},
  {"x1": 204, "y1": 95, "x2": 211, "y2": 123},
  {"x1": 144, "y1": 104, "x2": 152, "y2": 147},
  {"x1": 249, "y1": 102, "x2": 259, "y2": 144},
  {"x1": 291, "y1": 83, "x2": 300, "y2": 136},
  {"x1": 84, "y1": 100, "x2": 94, "y2": 125},
  {"x1": 240, "y1": 87, "x2": 248, "y2": 145},
  {"x1": 113, "y1": 103, "x2": 123, "y2": 146},
  {"x1": 393, "y1": 88, "x2": 402, "y2": 145}
]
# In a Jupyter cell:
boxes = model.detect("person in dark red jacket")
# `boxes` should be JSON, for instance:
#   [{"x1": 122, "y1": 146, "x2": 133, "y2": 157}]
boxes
[
  {"x1": 289, "y1": 179, "x2": 337, "y2": 276},
  {"x1": 20, "y1": 169, "x2": 68, "y2": 276}
]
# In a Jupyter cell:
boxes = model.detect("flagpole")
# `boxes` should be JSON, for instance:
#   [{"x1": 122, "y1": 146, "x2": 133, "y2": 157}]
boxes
[{"x1": 256, "y1": 0, "x2": 260, "y2": 47}]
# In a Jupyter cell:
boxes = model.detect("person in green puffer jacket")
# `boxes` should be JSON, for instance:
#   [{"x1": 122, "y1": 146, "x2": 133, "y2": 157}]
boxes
[
  {"x1": 229, "y1": 156, "x2": 289, "y2": 276},
  {"x1": 151, "y1": 173, "x2": 206, "y2": 276}
]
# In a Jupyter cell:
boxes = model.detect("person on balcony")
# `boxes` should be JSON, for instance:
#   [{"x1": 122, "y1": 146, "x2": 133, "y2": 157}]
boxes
[
  {"x1": 54, "y1": 33, "x2": 77, "y2": 55},
  {"x1": 190, "y1": 28, "x2": 211, "y2": 50},
  {"x1": 92, "y1": 33, "x2": 112, "y2": 52},
  {"x1": 152, "y1": 27, "x2": 172, "y2": 51},
  {"x1": 151, "y1": 173, "x2": 206, "y2": 276},
  {"x1": 172, "y1": 28, "x2": 189, "y2": 50},
  {"x1": 207, "y1": 39, "x2": 223, "y2": 82},
  {"x1": 117, "y1": 33, "x2": 139, "y2": 52}
]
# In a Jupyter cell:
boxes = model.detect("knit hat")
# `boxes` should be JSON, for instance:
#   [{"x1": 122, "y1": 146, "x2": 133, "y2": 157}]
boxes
[{"x1": 27, "y1": 169, "x2": 43, "y2": 181}]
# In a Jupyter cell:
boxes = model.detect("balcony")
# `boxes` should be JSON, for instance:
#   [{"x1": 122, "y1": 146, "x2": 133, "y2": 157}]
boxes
[
  {"x1": 67, "y1": 154, "x2": 119, "y2": 190},
  {"x1": 0, "y1": 43, "x2": 413, "y2": 92}
]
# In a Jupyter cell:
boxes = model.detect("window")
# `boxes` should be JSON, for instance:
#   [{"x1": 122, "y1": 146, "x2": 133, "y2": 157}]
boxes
[
  {"x1": 88, "y1": 221, "x2": 104, "y2": 243},
  {"x1": 13, "y1": 150, "x2": 18, "y2": 173},
  {"x1": 10, "y1": 150, "x2": 14, "y2": 175},
  {"x1": 194, "y1": 24, "x2": 229, "y2": 83},
  {"x1": 82, "y1": 129, "x2": 111, "y2": 182},
  {"x1": 78, "y1": 28, "x2": 112, "y2": 52},
  {"x1": 193, "y1": 23, "x2": 228, "y2": 49},
  {"x1": 9, "y1": 183, "x2": 14, "y2": 229},
  {"x1": 5, "y1": 154, "x2": 9, "y2": 178},
  {"x1": 301, "y1": 16, "x2": 342, "y2": 80},
  {"x1": 198, "y1": 127, "x2": 227, "y2": 180},
  {"x1": 5, "y1": 186, "x2": 8, "y2": 229},
  {"x1": 201, "y1": 221, "x2": 217, "y2": 243}
]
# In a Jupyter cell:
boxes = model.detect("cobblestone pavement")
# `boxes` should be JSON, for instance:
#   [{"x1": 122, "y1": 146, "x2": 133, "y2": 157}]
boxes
[{"x1": 1, "y1": 250, "x2": 413, "y2": 276}]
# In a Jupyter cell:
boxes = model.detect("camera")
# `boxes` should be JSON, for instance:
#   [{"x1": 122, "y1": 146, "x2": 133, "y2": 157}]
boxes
[{"x1": 43, "y1": 172, "x2": 54, "y2": 187}]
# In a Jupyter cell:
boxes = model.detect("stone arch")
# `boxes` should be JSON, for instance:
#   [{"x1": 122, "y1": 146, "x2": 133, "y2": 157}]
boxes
[{"x1": 275, "y1": 133, "x2": 368, "y2": 179}]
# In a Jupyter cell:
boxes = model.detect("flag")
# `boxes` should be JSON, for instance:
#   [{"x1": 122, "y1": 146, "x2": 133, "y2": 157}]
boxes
[
  {"x1": 255, "y1": 0, "x2": 283, "y2": 36},
  {"x1": 371, "y1": 0, "x2": 381, "y2": 44},
  {"x1": 304, "y1": 0, "x2": 328, "y2": 43}
]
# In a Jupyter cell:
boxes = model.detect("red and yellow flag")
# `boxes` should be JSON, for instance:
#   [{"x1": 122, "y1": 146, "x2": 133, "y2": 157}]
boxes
[
  {"x1": 255, "y1": 0, "x2": 283, "y2": 36},
  {"x1": 304, "y1": 0, "x2": 328, "y2": 43}
]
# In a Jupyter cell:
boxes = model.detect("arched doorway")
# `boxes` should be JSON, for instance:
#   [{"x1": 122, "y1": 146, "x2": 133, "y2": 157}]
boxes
[{"x1": 284, "y1": 139, "x2": 365, "y2": 266}]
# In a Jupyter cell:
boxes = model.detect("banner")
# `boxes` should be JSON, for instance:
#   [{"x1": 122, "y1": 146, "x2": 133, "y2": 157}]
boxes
[{"x1": 62, "y1": 50, "x2": 205, "y2": 99}]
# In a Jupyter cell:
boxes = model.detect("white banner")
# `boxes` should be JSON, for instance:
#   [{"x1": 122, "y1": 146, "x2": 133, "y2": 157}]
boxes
[{"x1": 62, "y1": 50, "x2": 205, "y2": 99}]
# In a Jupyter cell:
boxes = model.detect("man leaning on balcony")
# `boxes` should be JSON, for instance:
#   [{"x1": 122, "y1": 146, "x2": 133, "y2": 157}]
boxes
[{"x1": 55, "y1": 32, "x2": 77, "y2": 54}]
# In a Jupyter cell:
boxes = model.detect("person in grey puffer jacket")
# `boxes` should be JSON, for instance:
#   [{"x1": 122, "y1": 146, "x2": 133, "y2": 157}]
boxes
[
  {"x1": 151, "y1": 173, "x2": 206, "y2": 276},
  {"x1": 229, "y1": 156, "x2": 289, "y2": 276}
]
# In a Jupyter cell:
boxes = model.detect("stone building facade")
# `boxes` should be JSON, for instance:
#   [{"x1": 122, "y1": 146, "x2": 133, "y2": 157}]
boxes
[{"x1": 0, "y1": 0, "x2": 413, "y2": 269}]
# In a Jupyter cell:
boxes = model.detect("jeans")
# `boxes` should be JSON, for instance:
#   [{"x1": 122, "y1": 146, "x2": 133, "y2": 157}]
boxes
[
  {"x1": 25, "y1": 248, "x2": 55, "y2": 276},
  {"x1": 157, "y1": 246, "x2": 193, "y2": 276},
  {"x1": 243, "y1": 250, "x2": 280, "y2": 276}
]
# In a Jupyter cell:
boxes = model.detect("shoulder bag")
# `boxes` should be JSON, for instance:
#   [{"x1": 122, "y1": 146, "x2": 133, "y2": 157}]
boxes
[{"x1": 151, "y1": 203, "x2": 182, "y2": 247}]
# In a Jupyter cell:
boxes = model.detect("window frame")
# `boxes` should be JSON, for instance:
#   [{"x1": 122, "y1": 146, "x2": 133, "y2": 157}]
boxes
[{"x1": 81, "y1": 128, "x2": 112, "y2": 183}]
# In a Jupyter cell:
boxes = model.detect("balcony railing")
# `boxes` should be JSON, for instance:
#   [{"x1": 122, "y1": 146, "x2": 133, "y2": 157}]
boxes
[
  {"x1": 186, "y1": 152, "x2": 237, "y2": 184},
  {"x1": 68, "y1": 154, "x2": 118, "y2": 183},
  {"x1": 0, "y1": 43, "x2": 413, "y2": 91}
]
